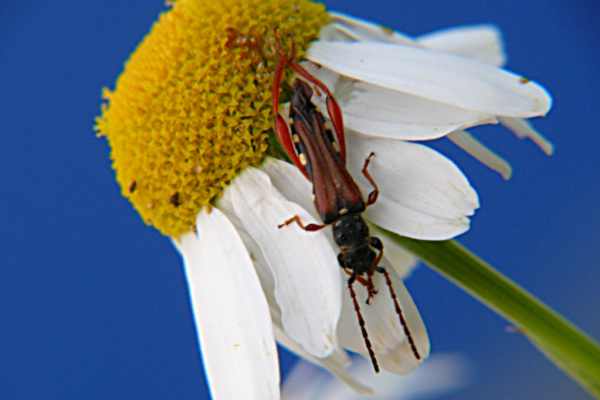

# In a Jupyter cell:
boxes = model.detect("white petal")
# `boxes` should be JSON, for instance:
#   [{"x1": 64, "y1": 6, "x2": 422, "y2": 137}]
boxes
[
  {"x1": 447, "y1": 130, "x2": 513, "y2": 179},
  {"x1": 261, "y1": 158, "x2": 316, "y2": 217},
  {"x1": 330, "y1": 13, "x2": 505, "y2": 68},
  {"x1": 307, "y1": 41, "x2": 551, "y2": 118},
  {"x1": 261, "y1": 160, "x2": 418, "y2": 278},
  {"x1": 331, "y1": 78, "x2": 496, "y2": 141},
  {"x1": 379, "y1": 280, "x2": 430, "y2": 374},
  {"x1": 499, "y1": 117, "x2": 555, "y2": 155},
  {"x1": 417, "y1": 25, "x2": 506, "y2": 67},
  {"x1": 318, "y1": 23, "x2": 350, "y2": 42},
  {"x1": 225, "y1": 214, "x2": 368, "y2": 395},
  {"x1": 329, "y1": 22, "x2": 369, "y2": 42},
  {"x1": 337, "y1": 266, "x2": 429, "y2": 374},
  {"x1": 176, "y1": 209, "x2": 279, "y2": 400},
  {"x1": 300, "y1": 61, "x2": 340, "y2": 94},
  {"x1": 223, "y1": 204, "x2": 365, "y2": 394},
  {"x1": 328, "y1": 12, "x2": 415, "y2": 45},
  {"x1": 220, "y1": 167, "x2": 342, "y2": 357},
  {"x1": 322, "y1": 22, "x2": 368, "y2": 43},
  {"x1": 346, "y1": 131, "x2": 479, "y2": 240}
]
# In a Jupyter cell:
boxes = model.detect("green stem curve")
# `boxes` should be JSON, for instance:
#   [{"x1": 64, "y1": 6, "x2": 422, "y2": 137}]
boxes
[{"x1": 380, "y1": 231, "x2": 600, "y2": 398}]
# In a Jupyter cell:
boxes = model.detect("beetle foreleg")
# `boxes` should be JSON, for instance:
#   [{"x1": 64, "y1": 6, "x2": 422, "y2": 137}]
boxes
[
  {"x1": 278, "y1": 214, "x2": 326, "y2": 232},
  {"x1": 362, "y1": 152, "x2": 379, "y2": 206}
]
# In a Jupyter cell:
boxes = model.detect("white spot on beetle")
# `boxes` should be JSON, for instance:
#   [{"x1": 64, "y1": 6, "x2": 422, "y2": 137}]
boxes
[{"x1": 299, "y1": 153, "x2": 308, "y2": 165}]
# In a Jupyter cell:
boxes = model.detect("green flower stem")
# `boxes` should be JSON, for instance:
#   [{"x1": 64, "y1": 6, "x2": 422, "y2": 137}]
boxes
[{"x1": 380, "y1": 230, "x2": 600, "y2": 398}]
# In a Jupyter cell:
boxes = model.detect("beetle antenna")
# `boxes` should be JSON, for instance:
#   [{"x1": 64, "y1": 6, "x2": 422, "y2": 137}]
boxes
[
  {"x1": 381, "y1": 268, "x2": 422, "y2": 361},
  {"x1": 348, "y1": 278, "x2": 380, "y2": 373}
]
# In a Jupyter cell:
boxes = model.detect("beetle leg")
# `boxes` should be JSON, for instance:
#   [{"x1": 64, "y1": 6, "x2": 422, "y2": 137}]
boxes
[
  {"x1": 369, "y1": 237, "x2": 384, "y2": 274},
  {"x1": 347, "y1": 270, "x2": 356, "y2": 286},
  {"x1": 278, "y1": 214, "x2": 326, "y2": 232},
  {"x1": 272, "y1": 51, "x2": 310, "y2": 179},
  {"x1": 370, "y1": 236, "x2": 383, "y2": 251},
  {"x1": 288, "y1": 60, "x2": 346, "y2": 163},
  {"x1": 365, "y1": 273, "x2": 378, "y2": 305},
  {"x1": 362, "y1": 152, "x2": 379, "y2": 206},
  {"x1": 274, "y1": 115, "x2": 310, "y2": 178},
  {"x1": 342, "y1": 267, "x2": 372, "y2": 289},
  {"x1": 347, "y1": 275, "x2": 380, "y2": 373},
  {"x1": 380, "y1": 267, "x2": 422, "y2": 361},
  {"x1": 364, "y1": 237, "x2": 384, "y2": 304},
  {"x1": 271, "y1": 46, "x2": 287, "y2": 115},
  {"x1": 355, "y1": 275, "x2": 371, "y2": 288},
  {"x1": 341, "y1": 267, "x2": 378, "y2": 304}
]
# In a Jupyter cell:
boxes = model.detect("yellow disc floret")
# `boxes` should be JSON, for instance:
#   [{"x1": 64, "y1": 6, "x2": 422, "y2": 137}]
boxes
[{"x1": 96, "y1": 0, "x2": 329, "y2": 237}]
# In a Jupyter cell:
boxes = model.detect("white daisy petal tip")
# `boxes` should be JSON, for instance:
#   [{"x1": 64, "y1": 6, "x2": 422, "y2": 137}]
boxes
[
  {"x1": 178, "y1": 208, "x2": 280, "y2": 400},
  {"x1": 335, "y1": 78, "x2": 499, "y2": 142},
  {"x1": 517, "y1": 76, "x2": 553, "y2": 117},
  {"x1": 499, "y1": 117, "x2": 555, "y2": 155},
  {"x1": 417, "y1": 24, "x2": 507, "y2": 67},
  {"x1": 306, "y1": 41, "x2": 552, "y2": 118},
  {"x1": 347, "y1": 132, "x2": 479, "y2": 241}
]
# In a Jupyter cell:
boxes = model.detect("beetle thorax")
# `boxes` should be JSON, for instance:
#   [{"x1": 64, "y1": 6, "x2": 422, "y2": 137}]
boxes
[
  {"x1": 333, "y1": 215, "x2": 369, "y2": 246},
  {"x1": 333, "y1": 215, "x2": 376, "y2": 275}
]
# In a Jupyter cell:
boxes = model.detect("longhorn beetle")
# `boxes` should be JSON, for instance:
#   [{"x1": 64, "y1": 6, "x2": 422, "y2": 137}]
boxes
[{"x1": 272, "y1": 41, "x2": 421, "y2": 372}]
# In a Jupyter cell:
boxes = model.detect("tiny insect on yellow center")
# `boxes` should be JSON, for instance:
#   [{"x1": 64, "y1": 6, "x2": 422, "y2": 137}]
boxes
[{"x1": 95, "y1": 0, "x2": 329, "y2": 237}]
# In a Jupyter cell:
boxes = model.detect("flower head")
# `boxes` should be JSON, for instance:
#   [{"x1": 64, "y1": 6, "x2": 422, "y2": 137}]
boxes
[
  {"x1": 96, "y1": 0, "x2": 329, "y2": 236},
  {"x1": 97, "y1": 1, "x2": 552, "y2": 398}
]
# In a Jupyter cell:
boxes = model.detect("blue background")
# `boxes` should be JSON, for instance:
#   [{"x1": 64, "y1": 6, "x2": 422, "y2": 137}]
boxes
[{"x1": 1, "y1": 0, "x2": 598, "y2": 399}]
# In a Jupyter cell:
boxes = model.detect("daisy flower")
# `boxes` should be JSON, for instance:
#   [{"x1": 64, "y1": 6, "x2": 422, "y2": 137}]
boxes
[{"x1": 95, "y1": 0, "x2": 551, "y2": 398}]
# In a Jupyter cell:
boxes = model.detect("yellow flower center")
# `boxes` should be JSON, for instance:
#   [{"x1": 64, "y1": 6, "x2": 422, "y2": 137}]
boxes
[{"x1": 96, "y1": 0, "x2": 329, "y2": 237}]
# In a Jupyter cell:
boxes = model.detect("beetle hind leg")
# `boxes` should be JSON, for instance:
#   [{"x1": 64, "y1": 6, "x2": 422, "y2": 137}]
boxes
[{"x1": 271, "y1": 39, "x2": 310, "y2": 179}]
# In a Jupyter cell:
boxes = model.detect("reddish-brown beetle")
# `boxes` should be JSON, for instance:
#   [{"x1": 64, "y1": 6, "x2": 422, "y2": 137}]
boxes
[{"x1": 272, "y1": 42, "x2": 421, "y2": 372}]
